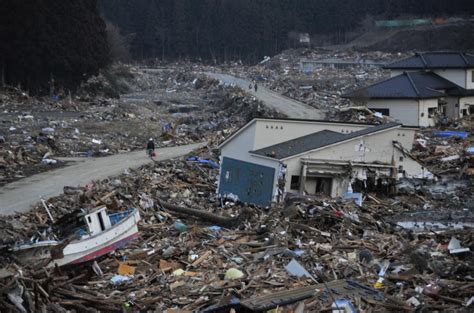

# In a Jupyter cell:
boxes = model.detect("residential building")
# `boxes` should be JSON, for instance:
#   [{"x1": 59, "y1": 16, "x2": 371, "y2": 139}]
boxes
[
  {"x1": 344, "y1": 52, "x2": 474, "y2": 126},
  {"x1": 217, "y1": 118, "x2": 427, "y2": 206}
]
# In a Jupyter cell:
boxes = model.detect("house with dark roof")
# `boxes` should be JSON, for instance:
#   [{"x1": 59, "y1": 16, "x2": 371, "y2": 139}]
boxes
[
  {"x1": 344, "y1": 52, "x2": 474, "y2": 127},
  {"x1": 217, "y1": 118, "x2": 428, "y2": 206}
]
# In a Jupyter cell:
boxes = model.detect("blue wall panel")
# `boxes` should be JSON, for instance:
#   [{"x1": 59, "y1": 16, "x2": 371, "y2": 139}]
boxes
[{"x1": 219, "y1": 157, "x2": 275, "y2": 206}]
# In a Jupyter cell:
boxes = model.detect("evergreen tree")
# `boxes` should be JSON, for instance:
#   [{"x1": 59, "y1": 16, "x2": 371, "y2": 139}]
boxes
[{"x1": 0, "y1": 0, "x2": 109, "y2": 94}]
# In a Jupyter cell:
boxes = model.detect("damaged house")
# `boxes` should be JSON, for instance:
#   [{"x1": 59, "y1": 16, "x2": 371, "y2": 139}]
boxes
[
  {"x1": 344, "y1": 51, "x2": 474, "y2": 126},
  {"x1": 217, "y1": 118, "x2": 429, "y2": 206}
]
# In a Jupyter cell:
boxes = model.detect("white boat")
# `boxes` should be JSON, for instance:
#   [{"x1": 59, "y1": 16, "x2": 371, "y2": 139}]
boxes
[{"x1": 12, "y1": 207, "x2": 140, "y2": 268}]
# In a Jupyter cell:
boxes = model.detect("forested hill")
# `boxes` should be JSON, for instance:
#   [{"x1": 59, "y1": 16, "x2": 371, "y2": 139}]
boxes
[
  {"x1": 100, "y1": 0, "x2": 474, "y2": 62},
  {"x1": 0, "y1": 0, "x2": 109, "y2": 94}
]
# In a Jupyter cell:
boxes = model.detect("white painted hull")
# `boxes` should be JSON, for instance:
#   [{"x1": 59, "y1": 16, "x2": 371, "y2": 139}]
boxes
[{"x1": 13, "y1": 209, "x2": 141, "y2": 268}]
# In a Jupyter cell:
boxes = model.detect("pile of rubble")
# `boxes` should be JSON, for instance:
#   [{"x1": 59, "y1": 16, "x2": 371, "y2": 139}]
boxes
[
  {"x1": 0, "y1": 66, "x2": 278, "y2": 185},
  {"x1": 0, "y1": 146, "x2": 472, "y2": 312},
  {"x1": 222, "y1": 49, "x2": 408, "y2": 116},
  {"x1": 412, "y1": 117, "x2": 474, "y2": 177}
]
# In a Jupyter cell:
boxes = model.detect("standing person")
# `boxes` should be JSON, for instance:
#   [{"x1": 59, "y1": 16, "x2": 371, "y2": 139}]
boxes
[
  {"x1": 254, "y1": 83, "x2": 258, "y2": 92},
  {"x1": 248, "y1": 83, "x2": 252, "y2": 90},
  {"x1": 146, "y1": 138, "x2": 155, "y2": 159}
]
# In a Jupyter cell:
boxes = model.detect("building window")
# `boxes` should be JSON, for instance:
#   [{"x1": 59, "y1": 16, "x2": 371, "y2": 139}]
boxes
[
  {"x1": 398, "y1": 165, "x2": 403, "y2": 172},
  {"x1": 372, "y1": 108, "x2": 390, "y2": 116},
  {"x1": 428, "y1": 107, "x2": 437, "y2": 118},
  {"x1": 290, "y1": 175, "x2": 300, "y2": 190},
  {"x1": 421, "y1": 112, "x2": 424, "y2": 117},
  {"x1": 399, "y1": 156, "x2": 404, "y2": 162},
  {"x1": 472, "y1": 70, "x2": 474, "y2": 83}
]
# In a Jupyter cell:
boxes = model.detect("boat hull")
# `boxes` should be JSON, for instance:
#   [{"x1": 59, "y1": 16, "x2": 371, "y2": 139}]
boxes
[{"x1": 51, "y1": 209, "x2": 140, "y2": 267}]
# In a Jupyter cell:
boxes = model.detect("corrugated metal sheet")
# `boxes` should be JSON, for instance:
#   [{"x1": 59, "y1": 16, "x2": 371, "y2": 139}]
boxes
[{"x1": 219, "y1": 157, "x2": 275, "y2": 206}]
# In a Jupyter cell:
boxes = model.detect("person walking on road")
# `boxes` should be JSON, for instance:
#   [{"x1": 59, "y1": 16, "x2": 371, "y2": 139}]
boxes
[
  {"x1": 254, "y1": 83, "x2": 258, "y2": 92},
  {"x1": 146, "y1": 138, "x2": 155, "y2": 159}
]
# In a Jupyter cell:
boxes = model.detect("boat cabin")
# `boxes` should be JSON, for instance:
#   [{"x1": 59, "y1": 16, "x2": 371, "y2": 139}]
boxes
[{"x1": 84, "y1": 207, "x2": 112, "y2": 236}]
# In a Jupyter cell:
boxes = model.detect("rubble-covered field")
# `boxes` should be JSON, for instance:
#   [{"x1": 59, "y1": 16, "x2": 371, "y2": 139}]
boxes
[
  {"x1": 1, "y1": 50, "x2": 473, "y2": 312},
  {"x1": 0, "y1": 145, "x2": 473, "y2": 312},
  {"x1": 0, "y1": 65, "x2": 280, "y2": 185},
  {"x1": 222, "y1": 49, "x2": 409, "y2": 119}
]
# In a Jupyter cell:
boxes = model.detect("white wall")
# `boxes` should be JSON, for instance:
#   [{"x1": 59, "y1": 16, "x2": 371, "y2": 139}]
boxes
[
  {"x1": 392, "y1": 69, "x2": 469, "y2": 88},
  {"x1": 466, "y1": 69, "x2": 474, "y2": 90},
  {"x1": 460, "y1": 96, "x2": 474, "y2": 117},
  {"x1": 282, "y1": 127, "x2": 423, "y2": 196},
  {"x1": 219, "y1": 119, "x2": 378, "y2": 201},
  {"x1": 434, "y1": 69, "x2": 466, "y2": 88},
  {"x1": 367, "y1": 99, "x2": 419, "y2": 126},
  {"x1": 253, "y1": 119, "x2": 368, "y2": 150},
  {"x1": 418, "y1": 99, "x2": 438, "y2": 127},
  {"x1": 220, "y1": 122, "x2": 257, "y2": 161}
]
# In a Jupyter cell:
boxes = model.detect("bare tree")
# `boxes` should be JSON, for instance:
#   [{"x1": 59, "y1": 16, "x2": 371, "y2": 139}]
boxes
[{"x1": 105, "y1": 21, "x2": 130, "y2": 62}]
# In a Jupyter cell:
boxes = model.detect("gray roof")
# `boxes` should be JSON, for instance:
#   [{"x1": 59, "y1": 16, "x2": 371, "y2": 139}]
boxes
[
  {"x1": 344, "y1": 71, "x2": 460, "y2": 99},
  {"x1": 251, "y1": 122, "x2": 400, "y2": 160},
  {"x1": 384, "y1": 52, "x2": 474, "y2": 69}
]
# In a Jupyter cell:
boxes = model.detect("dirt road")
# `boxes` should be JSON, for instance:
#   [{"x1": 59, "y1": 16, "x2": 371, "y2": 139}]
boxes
[
  {"x1": 0, "y1": 143, "x2": 202, "y2": 215},
  {"x1": 206, "y1": 72, "x2": 326, "y2": 120}
]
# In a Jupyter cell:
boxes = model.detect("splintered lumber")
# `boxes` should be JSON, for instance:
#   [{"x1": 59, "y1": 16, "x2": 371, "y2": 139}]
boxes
[{"x1": 157, "y1": 200, "x2": 238, "y2": 226}]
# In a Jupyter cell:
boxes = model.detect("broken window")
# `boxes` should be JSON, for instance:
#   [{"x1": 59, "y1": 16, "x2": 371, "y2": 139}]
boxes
[
  {"x1": 428, "y1": 107, "x2": 437, "y2": 118},
  {"x1": 472, "y1": 70, "x2": 474, "y2": 83},
  {"x1": 315, "y1": 177, "x2": 332, "y2": 195},
  {"x1": 290, "y1": 175, "x2": 300, "y2": 190},
  {"x1": 97, "y1": 212, "x2": 105, "y2": 231},
  {"x1": 371, "y1": 108, "x2": 389, "y2": 116}
]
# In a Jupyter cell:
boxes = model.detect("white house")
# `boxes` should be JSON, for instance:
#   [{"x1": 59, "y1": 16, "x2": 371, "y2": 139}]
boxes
[
  {"x1": 217, "y1": 117, "x2": 428, "y2": 206},
  {"x1": 344, "y1": 52, "x2": 474, "y2": 127}
]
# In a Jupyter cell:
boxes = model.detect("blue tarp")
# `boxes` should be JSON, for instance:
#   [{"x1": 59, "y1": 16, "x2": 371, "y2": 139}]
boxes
[
  {"x1": 343, "y1": 192, "x2": 363, "y2": 206},
  {"x1": 432, "y1": 131, "x2": 469, "y2": 139},
  {"x1": 186, "y1": 156, "x2": 219, "y2": 169}
]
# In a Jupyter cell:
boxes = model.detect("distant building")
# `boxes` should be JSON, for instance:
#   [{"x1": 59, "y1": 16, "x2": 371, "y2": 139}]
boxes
[
  {"x1": 344, "y1": 52, "x2": 474, "y2": 126},
  {"x1": 217, "y1": 118, "x2": 427, "y2": 206},
  {"x1": 299, "y1": 33, "x2": 310, "y2": 45}
]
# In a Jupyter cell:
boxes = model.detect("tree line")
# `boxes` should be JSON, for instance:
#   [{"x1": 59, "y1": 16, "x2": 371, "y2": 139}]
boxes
[
  {"x1": 0, "y1": 0, "x2": 109, "y2": 94},
  {"x1": 1, "y1": 0, "x2": 473, "y2": 94},
  {"x1": 100, "y1": 0, "x2": 474, "y2": 62}
]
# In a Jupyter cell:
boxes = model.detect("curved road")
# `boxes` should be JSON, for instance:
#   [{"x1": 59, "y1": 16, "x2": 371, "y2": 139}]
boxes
[
  {"x1": 206, "y1": 72, "x2": 326, "y2": 120},
  {"x1": 0, "y1": 143, "x2": 202, "y2": 215}
]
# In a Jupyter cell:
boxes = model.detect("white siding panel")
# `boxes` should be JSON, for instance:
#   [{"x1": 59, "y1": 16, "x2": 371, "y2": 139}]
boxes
[
  {"x1": 253, "y1": 120, "x2": 367, "y2": 150},
  {"x1": 466, "y1": 69, "x2": 474, "y2": 89},
  {"x1": 433, "y1": 69, "x2": 466, "y2": 88},
  {"x1": 460, "y1": 96, "x2": 474, "y2": 116},
  {"x1": 418, "y1": 99, "x2": 438, "y2": 127},
  {"x1": 220, "y1": 122, "x2": 257, "y2": 161},
  {"x1": 367, "y1": 99, "x2": 419, "y2": 126}
]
